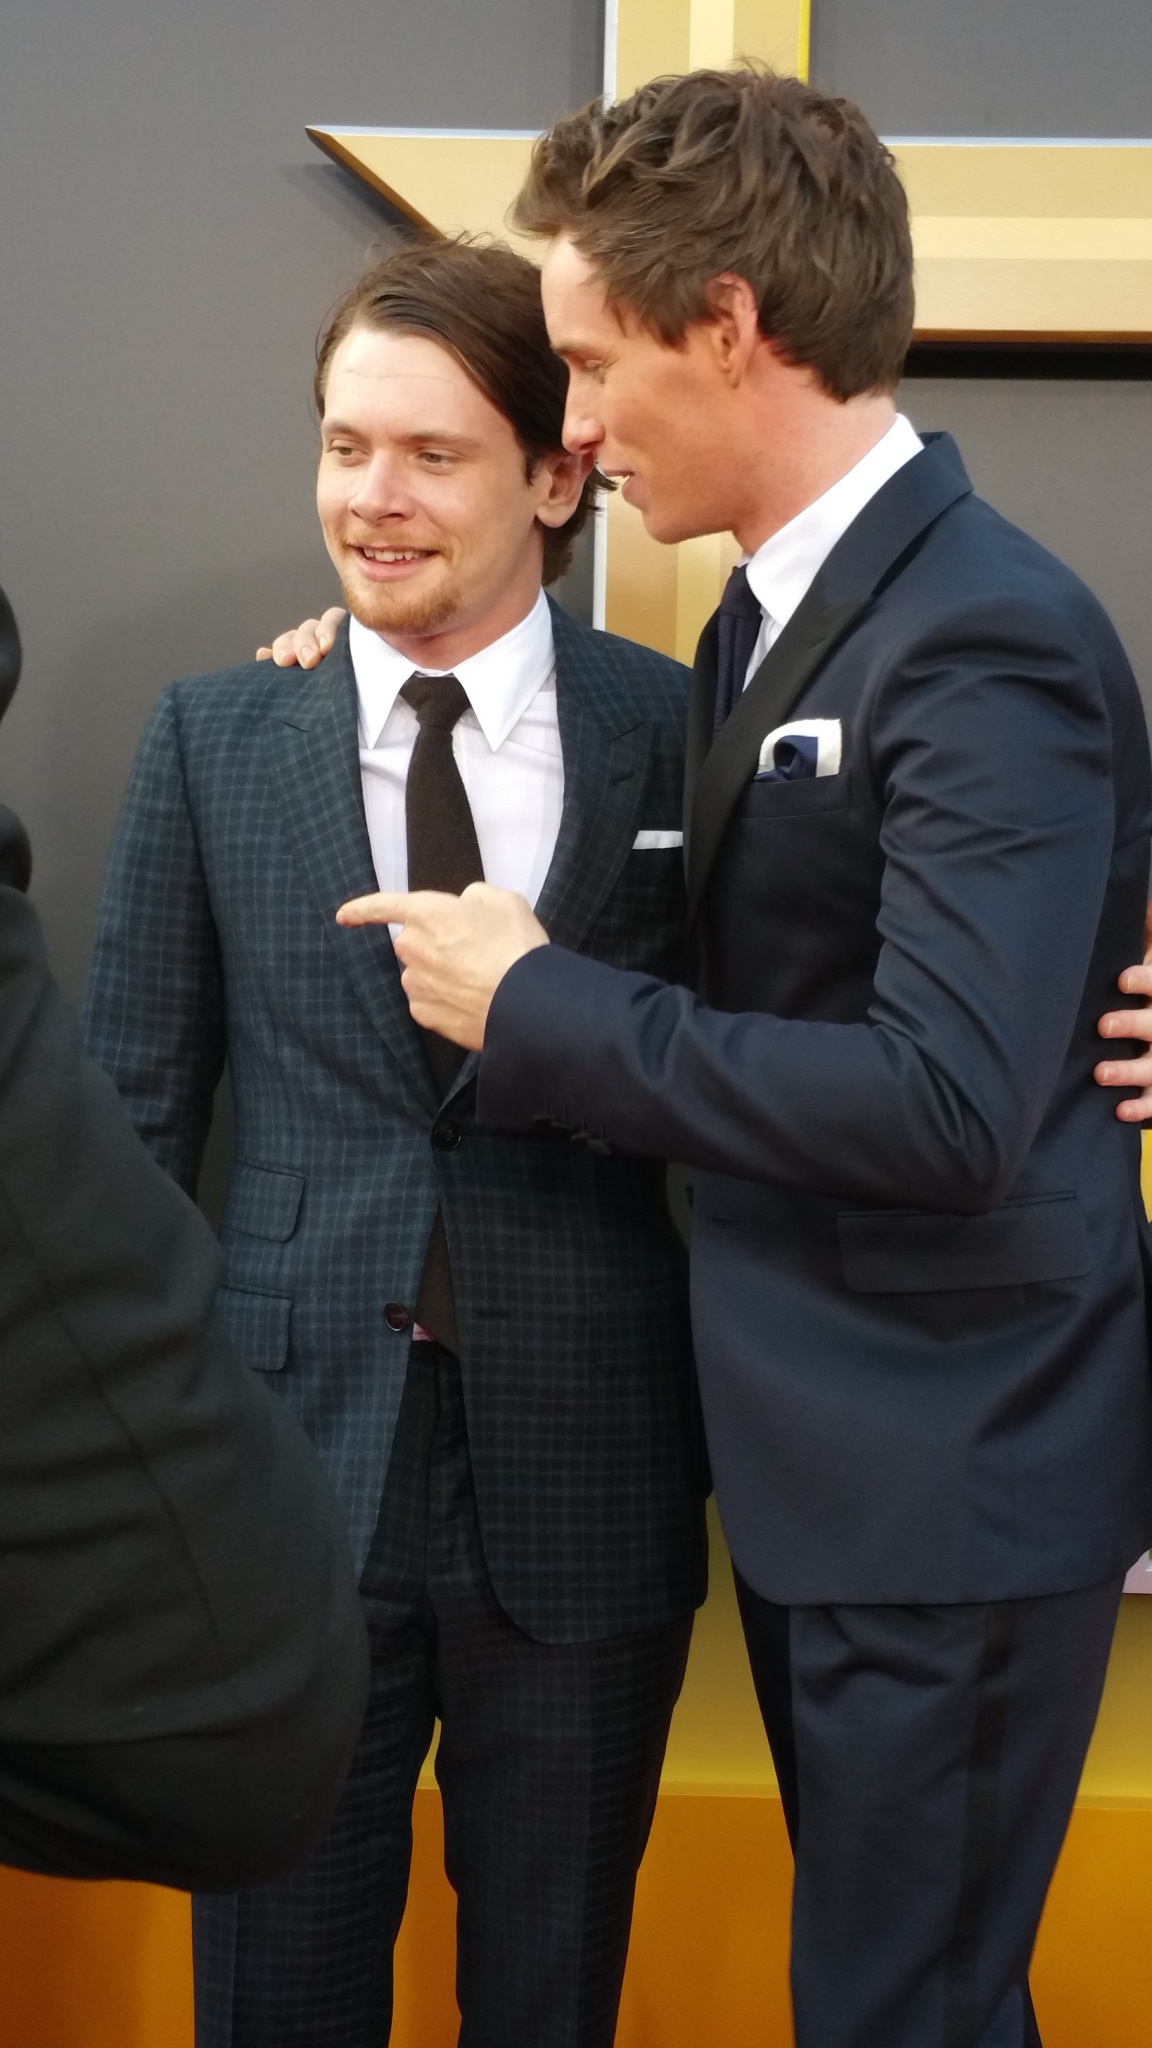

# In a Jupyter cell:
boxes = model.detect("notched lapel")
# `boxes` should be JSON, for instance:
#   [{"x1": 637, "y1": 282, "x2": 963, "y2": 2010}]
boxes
[{"x1": 267, "y1": 631, "x2": 437, "y2": 1110}]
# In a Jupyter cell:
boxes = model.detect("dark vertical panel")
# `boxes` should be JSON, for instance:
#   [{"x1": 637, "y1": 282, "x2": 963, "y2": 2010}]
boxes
[
  {"x1": 811, "y1": 0, "x2": 1152, "y2": 138},
  {"x1": 897, "y1": 379, "x2": 1152, "y2": 720},
  {"x1": 0, "y1": 0, "x2": 601, "y2": 996}
]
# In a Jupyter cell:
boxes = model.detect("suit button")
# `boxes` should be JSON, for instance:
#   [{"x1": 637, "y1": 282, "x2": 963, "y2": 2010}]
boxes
[
  {"x1": 432, "y1": 1118, "x2": 462, "y2": 1150},
  {"x1": 383, "y1": 1301, "x2": 410, "y2": 1333}
]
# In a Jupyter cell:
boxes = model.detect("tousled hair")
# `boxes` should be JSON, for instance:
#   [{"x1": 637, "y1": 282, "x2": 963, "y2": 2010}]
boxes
[{"x1": 512, "y1": 68, "x2": 914, "y2": 400}]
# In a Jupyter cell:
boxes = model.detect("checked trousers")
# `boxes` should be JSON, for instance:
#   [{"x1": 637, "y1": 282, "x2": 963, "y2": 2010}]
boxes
[{"x1": 193, "y1": 1339, "x2": 692, "y2": 2048}]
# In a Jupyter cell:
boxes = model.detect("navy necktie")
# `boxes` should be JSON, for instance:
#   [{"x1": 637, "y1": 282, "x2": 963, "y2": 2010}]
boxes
[{"x1": 714, "y1": 564, "x2": 764, "y2": 734}]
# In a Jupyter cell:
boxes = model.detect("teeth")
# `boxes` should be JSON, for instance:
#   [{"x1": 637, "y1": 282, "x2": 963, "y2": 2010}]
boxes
[{"x1": 361, "y1": 548, "x2": 428, "y2": 562}]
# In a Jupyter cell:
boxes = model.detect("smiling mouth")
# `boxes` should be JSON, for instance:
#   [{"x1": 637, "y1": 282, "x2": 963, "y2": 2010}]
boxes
[{"x1": 354, "y1": 545, "x2": 437, "y2": 564}]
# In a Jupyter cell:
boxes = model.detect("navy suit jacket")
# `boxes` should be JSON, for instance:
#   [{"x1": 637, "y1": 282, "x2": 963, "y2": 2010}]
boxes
[
  {"x1": 479, "y1": 436, "x2": 1152, "y2": 1604},
  {"x1": 84, "y1": 602, "x2": 706, "y2": 1643}
]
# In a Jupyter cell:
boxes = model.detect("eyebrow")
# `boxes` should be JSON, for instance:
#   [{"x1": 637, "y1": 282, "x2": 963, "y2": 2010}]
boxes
[{"x1": 321, "y1": 419, "x2": 482, "y2": 451}]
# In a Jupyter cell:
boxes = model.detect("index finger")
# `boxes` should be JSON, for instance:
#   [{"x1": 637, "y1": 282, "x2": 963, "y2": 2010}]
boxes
[{"x1": 336, "y1": 892, "x2": 414, "y2": 927}]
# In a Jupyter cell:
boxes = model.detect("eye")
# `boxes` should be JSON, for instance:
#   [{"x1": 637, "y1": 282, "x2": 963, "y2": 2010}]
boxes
[{"x1": 418, "y1": 450, "x2": 453, "y2": 468}]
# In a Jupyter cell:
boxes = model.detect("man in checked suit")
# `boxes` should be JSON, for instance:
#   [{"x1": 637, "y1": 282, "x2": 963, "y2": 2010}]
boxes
[
  {"x1": 350, "y1": 75, "x2": 1152, "y2": 2048},
  {"x1": 84, "y1": 238, "x2": 705, "y2": 2048}
]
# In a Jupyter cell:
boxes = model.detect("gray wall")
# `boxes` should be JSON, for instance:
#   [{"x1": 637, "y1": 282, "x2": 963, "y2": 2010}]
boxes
[
  {"x1": 5, "y1": 0, "x2": 1152, "y2": 1021},
  {"x1": 0, "y1": 0, "x2": 601, "y2": 999},
  {"x1": 811, "y1": 0, "x2": 1152, "y2": 137},
  {"x1": 899, "y1": 380, "x2": 1152, "y2": 717}
]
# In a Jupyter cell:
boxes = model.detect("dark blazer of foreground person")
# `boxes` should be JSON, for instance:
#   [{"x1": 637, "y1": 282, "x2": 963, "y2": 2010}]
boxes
[
  {"x1": 482, "y1": 434, "x2": 1152, "y2": 1605},
  {"x1": 0, "y1": 582, "x2": 368, "y2": 1891}
]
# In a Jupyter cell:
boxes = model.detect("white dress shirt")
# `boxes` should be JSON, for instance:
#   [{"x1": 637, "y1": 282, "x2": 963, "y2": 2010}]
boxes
[
  {"x1": 742, "y1": 413, "x2": 924, "y2": 685},
  {"x1": 350, "y1": 587, "x2": 563, "y2": 909}
]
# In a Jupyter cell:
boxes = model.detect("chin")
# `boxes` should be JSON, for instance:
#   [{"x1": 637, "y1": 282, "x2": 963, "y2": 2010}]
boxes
[
  {"x1": 343, "y1": 570, "x2": 460, "y2": 638},
  {"x1": 640, "y1": 504, "x2": 715, "y2": 547}
]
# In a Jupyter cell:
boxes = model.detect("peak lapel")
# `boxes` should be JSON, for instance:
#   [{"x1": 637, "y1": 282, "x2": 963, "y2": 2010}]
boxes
[
  {"x1": 685, "y1": 434, "x2": 973, "y2": 933},
  {"x1": 533, "y1": 605, "x2": 655, "y2": 955},
  {"x1": 436, "y1": 606, "x2": 654, "y2": 1109},
  {"x1": 266, "y1": 627, "x2": 438, "y2": 1111}
]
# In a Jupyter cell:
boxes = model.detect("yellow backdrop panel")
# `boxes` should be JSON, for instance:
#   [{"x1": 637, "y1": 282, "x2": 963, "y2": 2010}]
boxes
[{"x1": 3, "y1": 1785, "x2": 1152, "y2": 2048}]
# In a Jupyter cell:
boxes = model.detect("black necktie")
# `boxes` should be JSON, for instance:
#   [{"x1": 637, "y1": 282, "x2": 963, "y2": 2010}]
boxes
[
  {"x1": 714, "y1": 564, "x2": 764, "y2": 734},
  {"x1": 398, "y1": 671, "x2": 485, "y2": 1351}
]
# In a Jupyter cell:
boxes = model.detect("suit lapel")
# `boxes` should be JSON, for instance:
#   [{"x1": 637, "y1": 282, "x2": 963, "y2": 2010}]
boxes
[
  {"x1": 533, "y1": 604, "x2": 654, "y2": 953},
  {"x1": 685, "y1": 579, "x2": 866, "y2": 930},
  {"x1": 683, "y1": 608, "x2": 720, "y2": 864},
  {"x1": 685, "y1": 433, "x2": 973, "y2": 932},
  {"x1": 266, "y1": 626, "x2": 438, "y2": 1111}
]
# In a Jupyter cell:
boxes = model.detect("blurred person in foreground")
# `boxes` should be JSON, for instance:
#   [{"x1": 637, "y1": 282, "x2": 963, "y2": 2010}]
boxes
[
  {"x1": 338, "y1": 73, "x2": 1152, "y2": 2048},
  {"x1": 0, "y1": 580, "x2": 367, "y2": 1891},
  {"x1": 84, "y1": 239, "x2": 706, "y2": 2048}
]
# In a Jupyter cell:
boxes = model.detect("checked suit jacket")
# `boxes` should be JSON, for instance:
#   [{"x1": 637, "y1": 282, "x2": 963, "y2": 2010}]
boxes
[{"x1": 84, "y1": 600, "x2": 707, "y2": 1643}]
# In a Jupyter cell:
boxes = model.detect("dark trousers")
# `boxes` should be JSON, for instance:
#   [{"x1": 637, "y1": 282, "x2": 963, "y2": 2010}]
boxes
[
  {"x1": 735, "y1": 1571, "x2": 1123, "y2": 2048},
  {"x1": 194, "y1": 1341, "x2": 691, "y2": 2048}
]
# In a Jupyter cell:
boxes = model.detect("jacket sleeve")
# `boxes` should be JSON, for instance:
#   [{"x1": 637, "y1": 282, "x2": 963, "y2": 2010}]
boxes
[
  {"x1": 83, "y1": 686, "x2": 224, "y2": 1194},
  {"x1": 479, "y1": 599, "x2": 1133, "y2": 1214}
]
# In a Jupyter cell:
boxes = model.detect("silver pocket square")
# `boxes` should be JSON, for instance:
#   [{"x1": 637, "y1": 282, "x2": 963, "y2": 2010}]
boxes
[{"x1": 632, "y1": 829, "x2": 684, "y2": 849}]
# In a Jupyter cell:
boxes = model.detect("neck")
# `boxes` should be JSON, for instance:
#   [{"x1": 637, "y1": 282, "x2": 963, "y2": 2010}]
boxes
[{"x1": 732, "y1": 387, "x2": 898, "y2": 557}]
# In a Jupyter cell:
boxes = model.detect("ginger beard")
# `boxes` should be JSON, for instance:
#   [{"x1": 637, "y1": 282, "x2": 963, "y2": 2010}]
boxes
[{"x1": 333, "y1": 540, "x2": 462, "y2": 639}]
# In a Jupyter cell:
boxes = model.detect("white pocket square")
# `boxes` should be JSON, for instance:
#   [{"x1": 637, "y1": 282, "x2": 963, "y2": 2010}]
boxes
[
  {"x1": 756, "y1": 718, "x2": 842, "y2": 780},
  {"x1": 632, "y1": 829, "x2": 683, "y2": 849}
]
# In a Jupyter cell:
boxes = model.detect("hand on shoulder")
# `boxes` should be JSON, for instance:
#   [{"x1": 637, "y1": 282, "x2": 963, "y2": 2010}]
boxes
[{"x1": 255, "y1": 607, "x2": 346, "y2": 670}]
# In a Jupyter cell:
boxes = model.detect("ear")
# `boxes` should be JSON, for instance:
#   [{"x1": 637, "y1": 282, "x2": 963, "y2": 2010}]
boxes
[
  {"x1": 700, "y1": 273, "x2": 763, "y2": 385},
  {"x1": 533, "y1": 444, "x2": 595, "y2": 529}
]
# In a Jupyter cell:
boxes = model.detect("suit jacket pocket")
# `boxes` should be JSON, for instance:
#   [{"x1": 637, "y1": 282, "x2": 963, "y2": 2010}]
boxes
[
  {"x1": 837, "y1": 1194, "x2": 1091, "y2": 1294},
  {"x1": 741, "y1": 767, "x2": 852, "y2": 820},
  {"x1": 223, "y1": 1161, "x2": 305, "y2": 1241},
  {"x1": 217, "y1": 1284, "x2": 293, "y2": 1370}
]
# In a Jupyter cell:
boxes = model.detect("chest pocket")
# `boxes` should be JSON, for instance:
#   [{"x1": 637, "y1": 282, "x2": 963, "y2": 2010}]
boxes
[{"x1": 739, "y1": 766, "x2": 853, "y2": 821}]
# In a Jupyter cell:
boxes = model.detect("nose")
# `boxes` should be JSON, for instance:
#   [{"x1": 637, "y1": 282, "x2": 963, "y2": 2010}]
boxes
[
  {"x1": 348, "y1": 451, "x2": 416, "y2": 524},
  {"x1": 562, "y1": 381, "x2": 604, "y2": 460}
]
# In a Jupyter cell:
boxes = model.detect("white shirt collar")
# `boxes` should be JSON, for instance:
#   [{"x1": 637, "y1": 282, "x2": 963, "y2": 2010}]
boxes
[
  {"x1": 350, "y1": 586, "x2": 555, "y2": 754},
  {"x1": 744, "y1": 414, "x2": 924, "y2": 632}
]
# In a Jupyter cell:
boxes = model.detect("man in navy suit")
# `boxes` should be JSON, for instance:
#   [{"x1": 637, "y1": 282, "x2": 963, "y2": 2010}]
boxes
[
  {"x1": 346, "y1": 74, "x2": 1152, "y2": 2048},
  {"x1": 85, "y1": 240, "x2": 705, "y2": 2047}
]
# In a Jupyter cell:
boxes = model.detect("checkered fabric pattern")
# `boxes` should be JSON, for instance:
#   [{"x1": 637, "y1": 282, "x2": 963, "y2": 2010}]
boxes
[
  {"x1": 84, "y1": 604, "x2": 708, "y2": 1640},
  {"x1": 192, "y1": 1341, "x2": 692, "y2": 2048}
]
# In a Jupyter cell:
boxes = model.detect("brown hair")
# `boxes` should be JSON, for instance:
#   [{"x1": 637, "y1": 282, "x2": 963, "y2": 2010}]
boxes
[
  {"x1": 512, "y1": 68, "x2": 914, "y2": 400},
  {"x1": 315, "y1": 236, "x2": 601, "y2": 583}
]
